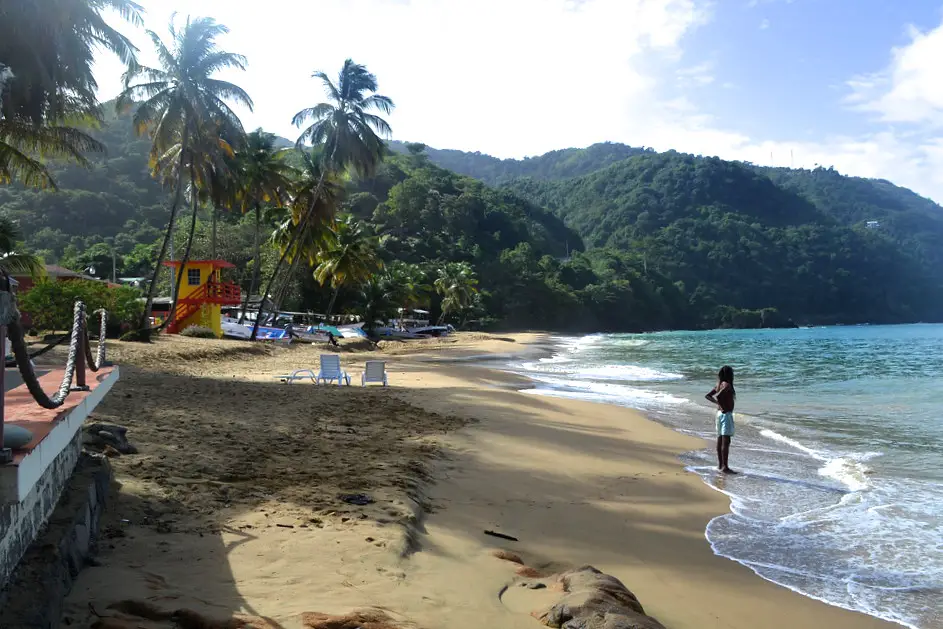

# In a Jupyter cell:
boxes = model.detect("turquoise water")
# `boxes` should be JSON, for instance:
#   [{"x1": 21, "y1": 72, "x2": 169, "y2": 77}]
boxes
[{"x1": 511, "y1": 325, "x2": 943, "y2": 628}]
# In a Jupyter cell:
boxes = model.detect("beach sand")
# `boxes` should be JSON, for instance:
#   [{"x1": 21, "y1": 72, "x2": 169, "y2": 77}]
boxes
[{"x1": 52, "y1": 333, "x2": 895, "y2": 629}]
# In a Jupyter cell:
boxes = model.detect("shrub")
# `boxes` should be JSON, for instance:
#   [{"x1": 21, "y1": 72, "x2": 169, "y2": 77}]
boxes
[
  {"x1": 179, "y1": 325, "x2": 217, "y2": 339},
  {"x1": 19, "y1": 279, "x2": 143, "y2": 334}
]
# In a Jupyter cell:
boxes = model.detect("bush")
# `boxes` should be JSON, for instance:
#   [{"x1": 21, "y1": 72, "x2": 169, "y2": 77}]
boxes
[
  {"x1": 179, "y1": 325, "x2": 217, "y2": 339},
  {"x1": 19, "y1": 279, "x2": 143, "y2": 333}
]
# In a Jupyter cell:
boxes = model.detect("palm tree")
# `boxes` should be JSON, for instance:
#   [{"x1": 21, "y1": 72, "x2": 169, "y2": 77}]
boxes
[
  {"x1": 359, "y1": 274, "x2": 397, "y2": 336},
  {"x1": 117, "y1": 15, "x2": 252, "y2": 332},
  {"x1": 0, "y1": 216, "x2": 44, "y2": 278},
  {"x1": 0, "y1": 120, "x2": 104, "y2": 189},
  {"x1": 313, "y1": 216, "x2": 382, "y2": 322},
  {"x1": 234, "y1": 130, "x2": 294, "y2": 322},
  {"x1": 434, "y1": 262, "x2": 479, "y2": 325},
  {"x1": 153, "y1": 124, "x2": 238, "y2": 330},
  {"x1": 387, "y1": 260, "x2": 430, "y2": 315},
  {"x1": 0, "y1": 0, "x2": 143, "y2": 188},
  {"x1": 250, "y1": 59, "x2": 393, "y2": 339}
]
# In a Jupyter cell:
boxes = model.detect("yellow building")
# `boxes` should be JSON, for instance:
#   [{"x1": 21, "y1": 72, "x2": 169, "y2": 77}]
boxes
[{"x1": 162, "y1": 260, "x2": 241, "y2": 337}]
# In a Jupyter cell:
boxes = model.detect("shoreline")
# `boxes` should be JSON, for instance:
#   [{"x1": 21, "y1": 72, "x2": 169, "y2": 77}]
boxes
[
  {"x1": 55, "y1": 333, "x2": 898, "y2": 628},
  {"x1": 456, "y1": 332, "x2": 910, "y2": 629}
]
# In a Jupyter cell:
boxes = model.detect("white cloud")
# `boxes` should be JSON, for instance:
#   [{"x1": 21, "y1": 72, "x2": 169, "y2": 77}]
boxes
[
  {"x1": 759, "y1": 18, "x2": 770, "y2": 30},
  {"x1": 676, "y1": 61, "x2": 715, "y2": 87},
  {"x1": 90, "y1": 0, "x2": 943, "y2": 203},
  {"x1": 847, "y1": 22, "x2": 943, "y2": 126},
  {"x1": 94, "y1": 0, "x2": 710, "y2": 158}
]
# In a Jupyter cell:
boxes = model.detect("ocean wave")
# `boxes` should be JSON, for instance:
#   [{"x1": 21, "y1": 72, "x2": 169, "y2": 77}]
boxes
[
  {"x1": 523, "y1": 375, "x2": 690, "y2": 408},
  {"x1": 759, "y1": 428, "x2": 827, "y2": 460},
  {"x1": 576, "y1": 364, "x2": 683, "y2": 381},
  {"x1": 515, "y1": 360, "x2": 683, "y2": 382},
  {"x1": 818, "y1": 456, "x2": 874, "y2": 492}
]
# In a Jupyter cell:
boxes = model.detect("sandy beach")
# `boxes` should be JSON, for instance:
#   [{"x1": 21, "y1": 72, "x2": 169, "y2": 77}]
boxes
[{"x1": 52, "y1": 333, "x2": 895, "y2": 629}]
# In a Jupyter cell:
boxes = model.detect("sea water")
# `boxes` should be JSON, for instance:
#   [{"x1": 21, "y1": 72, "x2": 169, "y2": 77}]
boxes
[{"x1": 509, "y1": 325, "x2": 943, "y2": 628}]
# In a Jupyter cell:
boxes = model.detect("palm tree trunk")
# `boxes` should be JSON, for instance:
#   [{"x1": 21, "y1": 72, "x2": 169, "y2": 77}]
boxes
[
  {"x1": 274, "y1": 252, "x2": 302, "y2": 314},
  {"x1": 324, "y1": 285, "x2": 340, "y2": 322},
  {"x1": 251, "y1": 140, "x2": 337, "y2": 340},
  {"x1": 211, "y1": 205, "x2": 218, "y2": 259},
  {"x1": 251, "y1": 181, "x2": 323, "y2": 339},
  {"x1": 238, "y1": 202, "x2": 262, "y2": 324},
  {"x1": 139, "y1": 125, "x2": 189, "y2": 332},
  {"x1": 161, "y1": 167, "x2": 199, "y2": 332}
]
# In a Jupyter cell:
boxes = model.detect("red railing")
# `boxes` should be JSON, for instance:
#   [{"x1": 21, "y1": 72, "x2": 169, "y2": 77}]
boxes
[{"x1": 165, "y1": 280, "x2": 242, "y2": 333}]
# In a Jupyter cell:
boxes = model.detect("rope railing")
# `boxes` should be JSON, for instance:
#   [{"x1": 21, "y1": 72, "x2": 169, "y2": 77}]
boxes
[
  {"x1": 84, "y1": 308, "x2": 107, "y2": 372},
  {"x1": 1, "y1": 275, "x2": 110, "y2": 463},
  {"x1": 7, "y1": 301, "x2": 86, "y2": 409}
]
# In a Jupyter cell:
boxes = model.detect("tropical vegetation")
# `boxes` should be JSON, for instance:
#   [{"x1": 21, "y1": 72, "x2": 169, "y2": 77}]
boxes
[{"x1": 3, "y1": 1, "x2": 943, "y2": 336}]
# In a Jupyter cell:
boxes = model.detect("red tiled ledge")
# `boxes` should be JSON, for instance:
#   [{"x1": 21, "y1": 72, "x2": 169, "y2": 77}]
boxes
[{"x1": 0, "y1": 366, "x2": 120, "y2": 503}]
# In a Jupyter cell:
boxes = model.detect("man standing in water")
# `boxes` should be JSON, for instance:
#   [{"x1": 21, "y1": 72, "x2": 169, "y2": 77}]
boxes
[{"x1": 706, "y1": 366, "x2": 737, "y2": 474}]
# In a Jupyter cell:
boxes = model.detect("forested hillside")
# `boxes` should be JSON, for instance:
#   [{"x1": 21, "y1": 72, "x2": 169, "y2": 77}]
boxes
[
  {"x1": 4, "y1": 110, "x2": 943, "y2": 330},
  {"x1": 388, "y1": 140, "x2": 653, "y2": 185},
  {"x1": 0, "y1": 111, "x2": 690, "y2": 331},
  {"x1": 401, "y1": 143, "x2": 943, "y2": 325}
]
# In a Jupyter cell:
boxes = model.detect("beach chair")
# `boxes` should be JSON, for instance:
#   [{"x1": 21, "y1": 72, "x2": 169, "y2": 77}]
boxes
[
  {"x1": 361, "y1": 361, "x2": 388, "y2": 387},
  {"x1": 274, "y1": 368, "x2": 317, "y2": 384},
  {"x1": 316, "y1": 354, "x2": 351, "y2": 386}
]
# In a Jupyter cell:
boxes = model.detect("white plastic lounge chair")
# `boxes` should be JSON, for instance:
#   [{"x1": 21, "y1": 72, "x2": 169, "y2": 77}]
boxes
[
  {"x1": 317, "y1": 354, "x2": 350, "y2": 386},
  {"x1": 361, "y1": 361, "x2": 388, "y2": 387},
  {"x1": 274, "y1": 368, "x2": 317, "y2": 384}
]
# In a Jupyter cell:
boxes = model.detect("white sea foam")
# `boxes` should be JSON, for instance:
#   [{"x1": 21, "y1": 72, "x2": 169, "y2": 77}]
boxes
[
  {"x1": 575, "y1": 364, "x2": 683, "y2": 381},
  {"x1": 516, "y1": 359, "x2": 682, "y2": 382},
  {"x1": 759, "y1": 428, "x2": 827, "y2": 460},
  {"x1": 522, "y1": 375, "x2": 690, "y2": 408},
  {"x1": 818, "y1": 456, "x2": 874, "y2": 492}
]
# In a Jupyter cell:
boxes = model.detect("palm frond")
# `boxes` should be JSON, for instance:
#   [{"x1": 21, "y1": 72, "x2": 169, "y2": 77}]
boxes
[{"x1": 361, "y1": 94, "x2": 394, "y2": 115}]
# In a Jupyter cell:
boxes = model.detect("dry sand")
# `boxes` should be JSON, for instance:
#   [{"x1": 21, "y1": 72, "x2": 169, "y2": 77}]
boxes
[{"x1": 49, "y1": 333, "x2": 896, "y2": 629}]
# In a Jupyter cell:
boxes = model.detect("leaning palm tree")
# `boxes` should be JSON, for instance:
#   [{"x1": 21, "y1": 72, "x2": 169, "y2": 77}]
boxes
[
  {"x1": 313, "y1": 216, "x2": 382, "y2": 322},
  {"x1": 117, "y1": 15, "x2": 252, "y2": 332},
  {"x1": 152, "y1": 123, "x2": 238, "y2": 330},
  {"x1": 250, "y1": 59, "x2": 393, "y2": 339},
  {"x1": 263, "y1": 159, "x2": 343, "y2": 318},
  {"x1": 0, "y1": 0, "x2": 143, "y2": 188},
  {"x1": 434, "y1": 262, "x2": 479, "y2": 324},
  {"x1": 234, "y1": 130, "x2": 294, "y2": 322}
]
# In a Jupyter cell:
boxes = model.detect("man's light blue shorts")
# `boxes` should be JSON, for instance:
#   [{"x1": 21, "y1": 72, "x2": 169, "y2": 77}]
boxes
[{"x1": 716, "y1": 411, "x2": 735, "y2": 437}]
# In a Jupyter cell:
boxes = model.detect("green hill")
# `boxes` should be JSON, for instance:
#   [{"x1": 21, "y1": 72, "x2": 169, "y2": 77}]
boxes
[
  {"x1": 4, "y1": 113, "x2": 942, "y2": 330},
  {"x1": 388, "y1": 140, "x2": 652, "y2": 185}
]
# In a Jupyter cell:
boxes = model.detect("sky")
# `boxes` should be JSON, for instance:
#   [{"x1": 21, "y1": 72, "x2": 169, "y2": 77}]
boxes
[{"x1": 94, "y1": 0, "x2": 943, "y2": 203}]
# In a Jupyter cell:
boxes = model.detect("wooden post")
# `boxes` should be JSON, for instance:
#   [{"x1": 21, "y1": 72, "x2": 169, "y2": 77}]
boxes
[
  {"x1": 0, "y1": 323, "x2": 9, "y2": 464},
  {"x1": 73, "y1": 303, "x2": 88, "y2": 391}
]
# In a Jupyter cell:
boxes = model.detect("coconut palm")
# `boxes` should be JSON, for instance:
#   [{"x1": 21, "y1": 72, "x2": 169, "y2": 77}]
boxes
[
  {"x1": 359, "y1": 274, "x2": 397, "y2": 336},
  {"x1": 117, "y1": 15, "x2": 252, "y2": 331},
  {"x1": 387, "y1": 261, "x2": 430, "y2": 315},
  {"x1": 250, "y1": 59, "x2": 393, "y2": 339},
  {"x1": 152, "y1": 124, "x2": 238, "y2": 330},
  {"x1": 313, "y1": 216, "x2": 382, "y2": 322},
  {"x1": 0, "y1": 0, "x2": 142, "y2": 125},
  {"x1": 234, "y1": 130, "x2": 294, "y2": 322},
  {"x1": 0, "y1": 216, "x2": 44, "y2": 278},
  {"x1": 434, "y1": 262, "x2": 479, "y2": 324},
  {"x1": 0, "y1": 0, "x2": 143, "y2": 188},
  {"x1": 0, "y1": 120, "x2": 104, "y2": 189}
]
